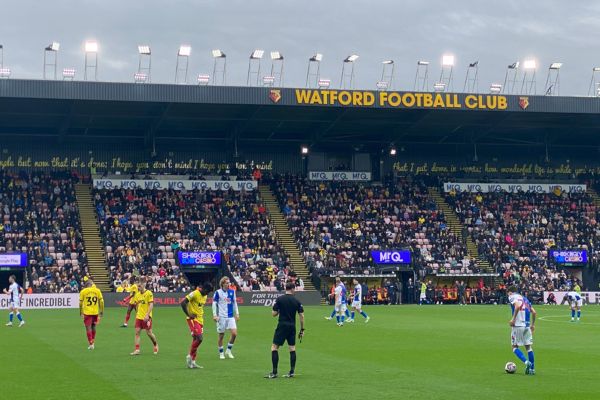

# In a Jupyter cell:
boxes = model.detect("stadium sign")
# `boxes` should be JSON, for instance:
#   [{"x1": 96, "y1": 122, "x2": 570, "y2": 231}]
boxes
[
  {"x1": 177, "y1": 251, "x2": 221, "y2": 266},
  {"x1": 308, "y1": 171, "x2": 371, "y2": 181},
  {"x1": 92, "y1": 179, "x2": 257, "y2": 191},
  {"x1": 549, "y1": 250, "x2": 587, "y2": 265},
  {"x1": 0, "y1": 253, "x2": 27, "y2": 268},
  {"x1": 443, "y1": 182, "x2": 586, "y2": 194},
  {"x1": 0, "y1": 293, "x2": 78, "y2": 309},
  {"x1": 543, "y1": 291, "x2": 600, "y2": 305},
  {"x1": 371, "y1": 250, "x2": 411, "y2": 264},
  {"x1": 294, "y1": 90, "x2": 508, "y2": 110},
  {"x1": 102, "y1": 291, "x2": 321, "y2": 307}
]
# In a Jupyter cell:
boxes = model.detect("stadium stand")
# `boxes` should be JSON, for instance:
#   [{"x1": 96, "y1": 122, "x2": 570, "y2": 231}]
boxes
[
  {"x1": 94, "y1": 186, "x2": 299, "y2": 292},
  {"x1": 445, "y1": 189, "x2": 589, "y2": 294},
  {"x1": 273, "y1": 175, "x2": 475, "y2": 277},
  {"x1": 0, "y1": 171, "x2": 89, "y2": 293}
]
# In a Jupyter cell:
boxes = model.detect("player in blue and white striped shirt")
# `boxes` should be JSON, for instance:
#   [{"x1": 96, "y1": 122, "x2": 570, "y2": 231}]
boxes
[
  {"x1": 565, "y1": 291, "x2": 582, "y2": 322},
  {"x1": 347, "y1": 278, "x2": 369, "y2": 323},
  {"x1": 212, "y1": 277, "x2": 239, "y2": 359},
  {"x1": 3, "y1": 275, "x2": 25, "y2": 327},
  {"x1": 508, "y1": 286, "x2": 536, "y2": 375}
]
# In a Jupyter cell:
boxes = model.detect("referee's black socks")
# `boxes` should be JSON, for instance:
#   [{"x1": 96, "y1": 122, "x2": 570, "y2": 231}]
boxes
[
  {"x1": 272, "y1": 350, "x2": 279, "y2": 374},
  {"x1": 290, "y1": 351, "x2": 296, "y2": 373}
]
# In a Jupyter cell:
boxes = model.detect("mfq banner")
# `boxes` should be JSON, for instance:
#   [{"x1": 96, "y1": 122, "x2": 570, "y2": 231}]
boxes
[
  {"x1": 103, "y1": 291, "x2": 322, "y2": 307},
  {"x1": 371, "y1": 250, "x2": 411, "y2": 264},
  {"x1": 93, "y1": 179, "x2": 257, "y2": 191},
  {"x1": 543, "y1": 291, "x2": 600, "y2": 305},
  {"x1": 308, "y1": 171, "x2": 371, "y2": 181},
  {"x1": 0, "y1": 293, "x2": 79, "y2": 309},
  {"x1": 444, "y1": 182, "x2": 586, "y2": 194}
]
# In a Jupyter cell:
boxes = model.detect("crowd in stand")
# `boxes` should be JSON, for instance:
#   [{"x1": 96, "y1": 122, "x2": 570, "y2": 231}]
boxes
[
  {"x1": 0, "y1": 168, "x2": 593, "y2": 298},
  {"x1": 95, "y1": 187, "x2": 294, "y2": 292},
  {"x1": 0, "y1": 171, "x2": 89, "y2": 293},
  {"x1": 273, "y1": 175, "x2": 475, "y2": 277},
  {"x1": 446, "y1": 189, "x2": 591, "y2": 293}
]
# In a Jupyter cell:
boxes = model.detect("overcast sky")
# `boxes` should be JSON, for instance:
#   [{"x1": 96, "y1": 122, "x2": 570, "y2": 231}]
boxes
[{"x1": 1, "y1": 0, "x2": 599, "y2": 95}]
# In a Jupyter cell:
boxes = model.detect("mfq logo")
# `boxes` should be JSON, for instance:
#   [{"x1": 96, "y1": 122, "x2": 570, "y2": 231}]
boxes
[
  {"x1": 94, "y1": 180, "x2": 113, "y2": 189},
  {"x1": 269, "y1": 89, "x2": 282, "y2": 103},
  {"x1": 371, "y1": 250, "x2": 411, "y2": 264},
  {"x1": 144, "y1": 181, "x2": 162, "y2": 189},
  {"x1": 519, "y1": 96, "x2": 529, "y2": 110},
  {"x1": 119, "y1": 180, "x2": 138, "y2": 189},
  {"x1": 167, "y1": 181, "x2": 185, "y2": 189}
]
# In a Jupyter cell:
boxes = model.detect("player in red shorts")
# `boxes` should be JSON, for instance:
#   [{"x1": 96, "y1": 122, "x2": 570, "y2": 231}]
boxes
[
  {"x1": 79, "y1": 277, "x2": 104, "y2": 350},
  {"x1": 181, "y1": 282, "x2": 213, "y2": 368},
  {"x1": 130, "y1": 279, "x2": 158, "y2": 355}
]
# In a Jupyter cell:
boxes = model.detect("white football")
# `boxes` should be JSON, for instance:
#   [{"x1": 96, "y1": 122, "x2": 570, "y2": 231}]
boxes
[{"x1": 505, "y1": 362, "x2": 516, "y2": 374}]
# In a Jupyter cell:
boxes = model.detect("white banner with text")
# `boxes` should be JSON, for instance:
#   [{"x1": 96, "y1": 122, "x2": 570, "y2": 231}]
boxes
[
  {"x1": 444, "y1": 182, "x2": 586, "y2": 194},
  {"x1": 93, "y1": 179, "x2": 257, "y2": 191},
  {"x1": 0, "y1": 293, "x2": 79, "y2": 309},
  {"x1": 308, "y1": 171, "x2": 371, "y2": 181},
  {"x1": 543, "y1": 291, "x2": 600, "y2": 305}
]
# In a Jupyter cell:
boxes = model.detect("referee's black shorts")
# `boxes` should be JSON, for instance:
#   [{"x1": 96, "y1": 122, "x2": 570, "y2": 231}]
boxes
[{"x1": 273, "y1": 323, "x2": 296, "y2": 346}]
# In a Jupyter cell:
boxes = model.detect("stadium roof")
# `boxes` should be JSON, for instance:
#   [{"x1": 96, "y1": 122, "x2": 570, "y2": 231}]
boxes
[{"x1": 1, "y1": 79, "x2": 600, "y2": 151}]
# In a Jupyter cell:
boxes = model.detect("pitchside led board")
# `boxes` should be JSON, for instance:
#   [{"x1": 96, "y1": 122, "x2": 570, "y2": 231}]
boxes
[
  {"x1": 548, "y1": 250, "x2": 588, "y2": 266},
  {"x1": 177, "y1": 251, "x2": 222, "y2": 269},
  {"x1": 371, "y1": 250, "x2": 411, "y2": 265},
  {"x1": 0, "y1": 253, "x2": 28, "y2": 271}
]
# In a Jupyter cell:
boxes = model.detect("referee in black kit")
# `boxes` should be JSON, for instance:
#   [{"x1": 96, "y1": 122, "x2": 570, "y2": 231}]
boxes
[{"x1": 265, "y1": 281, "x2": 305, "y2": 379}]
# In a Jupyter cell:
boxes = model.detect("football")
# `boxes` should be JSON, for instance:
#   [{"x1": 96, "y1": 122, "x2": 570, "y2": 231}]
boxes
[{"x1": 505, "y1": 362, "x2": 517, "y2": 374}]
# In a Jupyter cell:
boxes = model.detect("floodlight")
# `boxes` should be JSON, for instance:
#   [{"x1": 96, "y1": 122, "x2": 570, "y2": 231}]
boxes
[
  {"x1": 62, "y1": 68, "x2": 76, "y2": 78},
  {"x1": 85, "y1": 41, "x2": 98, "y2": 53},
  {"x1": 549, "y1": 62, "x2": 562, "y2": 70},
  {"x1": 376, "y1": 81, "x2": 389, "y2": 90},
  {"x1": 523, "y1": 59, "x2": 536, "y2": 69},
  {"x1": 263, "y1": 76, "x2": 275, "y2": 85},
  {"x1": 270, "y1": 51, "x2": 283, "y2": 60},
  {"x1": 390, "y1": 148, "x2": 397, "y2": 156},
  {"x1": 508, "y1": 62, "x2": 519, "y2": 69},
  {"x1": 382, "y1": 60, "x2": 394, "y2": 65},
  {"x1": 0, "y1": 67, "x2": 11, "y2": 78},
  {"x1": 310, "y1": 53, "x2": 323, "y2": 62},
  {"x1": 417, "y1": 60, "x2": 429, "y2": 66},
  {"x1": 138, "y1": 45, "x2": 151, "y2": 55},
  {"x1": 301, "y1": 146, "x2": 309, "y2": 155},
  {"x1": 442, "y1": 55, "x2": 455, "y2": 66},
  {"x1": 46, "y1": 42, "x2": 60, "y2": 52},
  {"x1": 433, "y1": 82, "x2": 446, "y2": 92},
  {"x1": 250, "y1": 49, "x2": 264, "y2": 59},
  {"x1": 490, "y1": 83, "x2": 502, "y2": 93},
  {"x1": 134, "y1": 73, "x2": 148, "y2": 83},
  {"x1": 197, "y1": 74, "x2": 210, "y2": 85},
  {"x1": 344, "y1": 54, "x2": 359, "y2": 63},
  {"x1": 212, "y1": 49, "x2": 225, "y2": 58},
  {"x1": 178, "y1": 45, "x2": 191, "y2": 56},
  {"x1": 594, "y1": 67, "x2": 600, "y2": 72},
  {"x1": 317, "y1": 79, "x2": 331, "y2": 88}
]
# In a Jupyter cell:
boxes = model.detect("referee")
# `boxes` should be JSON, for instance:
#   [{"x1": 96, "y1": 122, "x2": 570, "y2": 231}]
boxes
[{"x1": 265, "y1": 281, "x2": 305, "y2": 379}]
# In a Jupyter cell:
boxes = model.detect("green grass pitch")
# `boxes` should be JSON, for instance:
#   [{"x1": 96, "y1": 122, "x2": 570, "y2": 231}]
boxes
[{"x1": 0, "y1": 305, "x2": 598, "y2": 400}]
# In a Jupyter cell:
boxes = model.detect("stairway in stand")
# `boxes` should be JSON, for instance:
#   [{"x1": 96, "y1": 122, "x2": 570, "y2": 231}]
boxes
[
  {"x1": 427, "y1": 187, "x2": 493, "y2": 274},
  {"x1": 75, "y1": 184, "x2": 111, "y2": 291},
  {"x1": 258, "y1": 185, "x2": 316, "y2": 291}
]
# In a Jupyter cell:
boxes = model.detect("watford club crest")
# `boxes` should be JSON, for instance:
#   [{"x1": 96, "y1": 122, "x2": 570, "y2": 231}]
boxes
[
  {"x1": 519, "y1": 96, "x2": 529, "y2": 110},
  {"x1": 269, "y1": 89, "x2": 281, "y2": 103}
]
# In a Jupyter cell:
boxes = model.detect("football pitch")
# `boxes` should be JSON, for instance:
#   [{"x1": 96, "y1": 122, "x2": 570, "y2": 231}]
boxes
[{"x1": 1, "y1": 305, "x2": 598, "y2": 400}]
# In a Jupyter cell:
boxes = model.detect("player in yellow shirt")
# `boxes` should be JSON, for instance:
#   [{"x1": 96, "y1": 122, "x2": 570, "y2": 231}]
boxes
[
  {"x1": 79, "y1": 277, "x2": 104, "y2": 350},
  {"x1": 121, "y1": 276, "x2": 139, "y2": 327},
  {"x1": 181, "y1": 282, "x2": 213, "y2": 369},
  {"x1": 130, "y1": 279, "x2": 159, "y2": 356}
]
